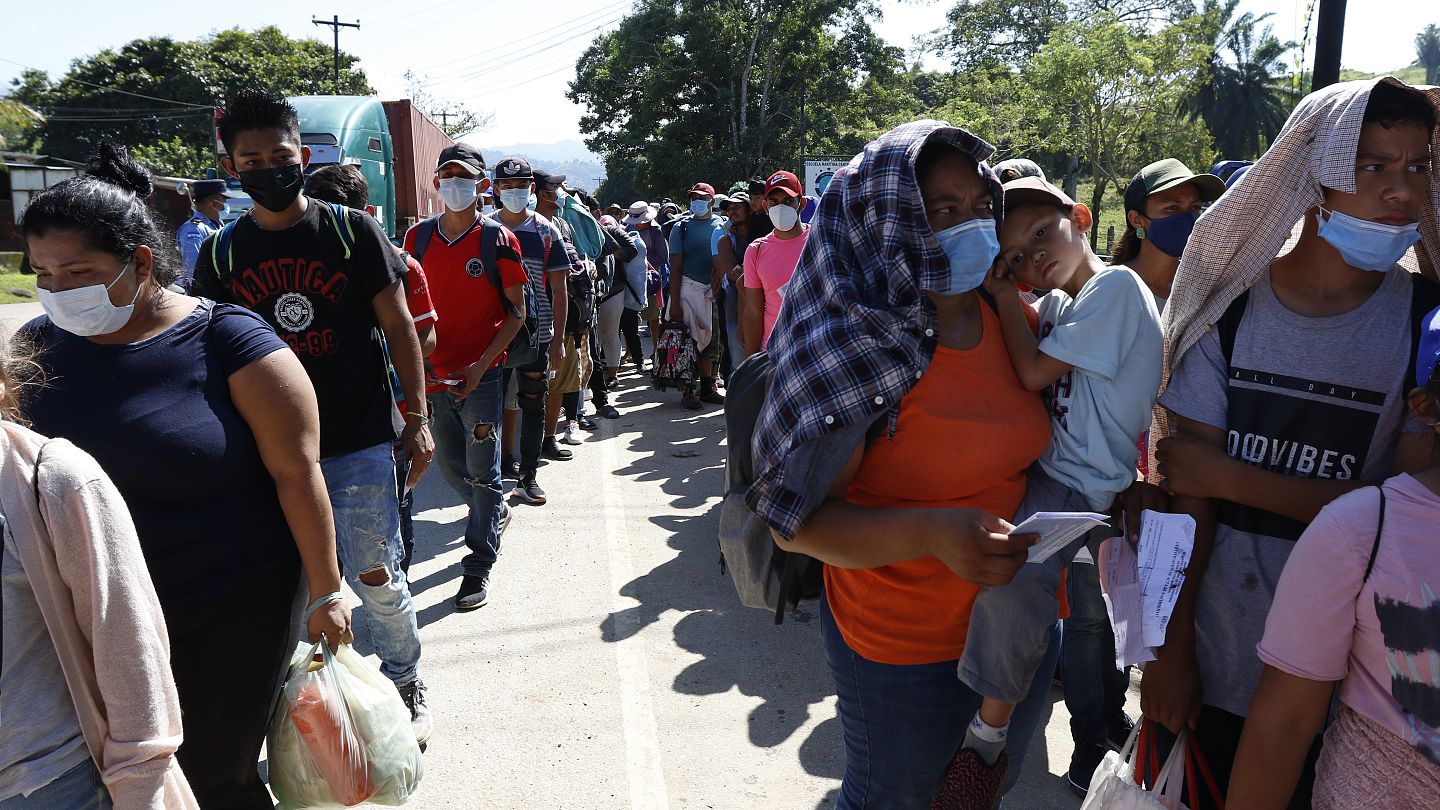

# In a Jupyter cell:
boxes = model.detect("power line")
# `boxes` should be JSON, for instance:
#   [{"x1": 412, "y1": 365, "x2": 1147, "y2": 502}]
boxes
[
  {"x1": 0, "y1": 56, "x2": 212, "y2": 108},
  {"x1": 422, "y1": 6, "x2": 631, "y2": 87},
  {"x1": 390, "y1": 0, "x2": 630, "y2": 68}
]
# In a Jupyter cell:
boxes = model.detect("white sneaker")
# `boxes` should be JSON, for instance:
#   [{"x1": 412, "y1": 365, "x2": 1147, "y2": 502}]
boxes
[{"x1": 562, "y1": 421, "x2": 584, "y2": 445}]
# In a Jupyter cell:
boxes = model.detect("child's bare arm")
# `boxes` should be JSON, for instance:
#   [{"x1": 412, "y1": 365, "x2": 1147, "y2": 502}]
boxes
[{"x1": 988, "y1": 284, "x2": 1072, "y2": 392}]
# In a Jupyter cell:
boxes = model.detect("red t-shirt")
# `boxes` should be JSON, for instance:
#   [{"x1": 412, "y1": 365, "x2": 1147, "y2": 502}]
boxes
[
  {"x1": 396, "y1": 247, "x2": 437, "y2": 328},
  {"x1": 402, "y1": 218, "x2": 525, "y2": 393}
]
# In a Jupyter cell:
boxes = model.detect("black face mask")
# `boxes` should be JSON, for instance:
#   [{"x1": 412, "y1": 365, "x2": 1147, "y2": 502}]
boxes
[{"x1": 238, "y1": 164, "x2": 304, "y2": 213}]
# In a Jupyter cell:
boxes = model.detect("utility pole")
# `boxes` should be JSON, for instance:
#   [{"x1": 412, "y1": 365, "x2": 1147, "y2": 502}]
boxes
[
  {"x1": 434, "y1": 109, "x2": 453, "y2": 129},
  {"x1": 312, "y1": 15, "x2": 361, "y2": 94},
  {"x1": 1310, "y1": 0, "x2": 1346, "y2": 91}
]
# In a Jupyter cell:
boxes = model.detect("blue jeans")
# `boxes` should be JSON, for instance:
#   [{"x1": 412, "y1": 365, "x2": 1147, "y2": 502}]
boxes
[
  {"x1": 1062, "y1": 559, "x2": 1130, "y2": 746},
  {"x1": 822, "y1": 597, "x2": 1061, "y2": 809},
  {"x1": 0, "y1": 760, "x2": 110, "y2": 810},
  {"x1": 394, "y1": 442, "x2": 416, "y2": 573},
  {"x1": 428, "y1": 367, "x2": 504, "y2": 577},
  {"x1": 320, "y1": 444, "x2": 422, "y2": 686}
]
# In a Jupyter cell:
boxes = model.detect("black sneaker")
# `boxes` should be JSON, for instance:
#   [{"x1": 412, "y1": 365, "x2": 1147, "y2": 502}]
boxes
[
  {"x1": 397, "y1": 679, "x2": 434, "y2": 747},
  {"x1": 1066, "y1": 741, "x2": 1108, "y2": 798},
  {"x1": 502, "y1": 454, "x2": 520, "y2": 480},
  {"x1": 577, "y1": 414, "x2": 598, "y2": 430},
  {"x1": 454, "y1": 575, "x2": 489, "y2": 610},
  {"x1": 514, "y1": 474, "x2": 547, "y2": 505},
  {"x1": 680, "y1": 392, "x2": 702, "y2": 410},
  {"x1": 600, "y1": 404, "x2": 620, "y2": 419},
  {"x1": 1106, "y1": 714, "x2": 1135, "y2": 751},
  {"x1": 541, "y1": 436, "x2": 573, "y2": 461},
  {"x1": 699, "y1": 389, "x2": 725, "y2": 405}
]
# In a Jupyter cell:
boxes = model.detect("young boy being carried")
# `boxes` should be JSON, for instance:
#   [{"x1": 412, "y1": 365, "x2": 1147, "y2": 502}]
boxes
[{"x1": 944, "y1": 176, "x2": 1164, "y2": 799}]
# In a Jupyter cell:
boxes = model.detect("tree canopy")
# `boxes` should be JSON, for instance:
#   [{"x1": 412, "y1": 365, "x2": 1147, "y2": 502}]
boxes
[
  {"x1": 5, "y1": 27, "x2": 372, "y2": 177},
  {"x1": 568, "y1": 0, "x2": 903, "y2": 202},
  {"x1": 569, "y1": 0, "x2": 1299, "y2": 208}
]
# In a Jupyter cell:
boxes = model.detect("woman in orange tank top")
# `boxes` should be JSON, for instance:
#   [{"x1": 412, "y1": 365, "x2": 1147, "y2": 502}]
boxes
[{"x1": 750, "y1": 122, "x2": 1056, "y2": 809}]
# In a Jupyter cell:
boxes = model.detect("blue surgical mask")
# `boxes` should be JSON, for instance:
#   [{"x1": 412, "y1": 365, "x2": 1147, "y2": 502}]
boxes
[
  {"x1": 499, "y1": 188, "x2": 530, "y2": 214},
  {"x1": 1144, "y1": 211, "x2": 1197, "y2": 258},
  {"x1": 929, "y1": 219, "x2": 1000, "y2": 294},
  {"x1": 689, "y1": 199, "x2": 710, "y2": 217},
  {"x1": 1316, "y1": 206, "x2": 1421, "y2": 272}
]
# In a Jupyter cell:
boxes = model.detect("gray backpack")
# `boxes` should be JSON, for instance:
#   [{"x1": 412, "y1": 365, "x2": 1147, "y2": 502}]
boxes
[{"x1": 718, "y1": 351, "x2": 822, "y2": 624}]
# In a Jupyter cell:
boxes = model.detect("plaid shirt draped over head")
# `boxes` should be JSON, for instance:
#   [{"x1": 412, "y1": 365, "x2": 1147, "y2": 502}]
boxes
[
  {"x1": 1151, "y1": 77, "x2": 1440, "y2": 466},
  {"x1": 747, "y1": 120, "x2": 1005, "y2": 541}
]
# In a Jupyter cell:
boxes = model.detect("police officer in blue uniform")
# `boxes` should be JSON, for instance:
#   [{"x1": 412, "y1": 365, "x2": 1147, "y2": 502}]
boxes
[{"x1": 175, "y1": 179, "x2": 233, "y2": 286}]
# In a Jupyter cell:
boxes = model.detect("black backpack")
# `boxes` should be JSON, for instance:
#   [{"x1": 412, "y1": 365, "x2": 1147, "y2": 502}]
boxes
[{"x1": 410, "y1": 216, "x2": 539, "y2": 364}]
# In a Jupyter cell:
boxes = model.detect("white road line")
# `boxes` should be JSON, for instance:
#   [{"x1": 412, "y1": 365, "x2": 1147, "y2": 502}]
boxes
[{"x1": 599, "y1": 431, "x2": 670, "y2": 809}]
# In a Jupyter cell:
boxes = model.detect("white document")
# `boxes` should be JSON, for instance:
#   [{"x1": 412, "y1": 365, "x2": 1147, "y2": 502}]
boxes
[
  {"x1": 1137, "y1": 510, "x2": 1196, "y2": 649},
  {"x1": 1009, "y1": 511, "x2": 1111, "y2": 564},
  {"x1": 1095, "y1": 510, "x2": 1197, "y2": 668},
  {"x1": 1097, "y1": 535, "x2": 1153, "y2": 669}
]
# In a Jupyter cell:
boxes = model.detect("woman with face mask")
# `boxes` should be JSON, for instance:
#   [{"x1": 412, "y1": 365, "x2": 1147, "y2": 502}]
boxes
[
  {"x1": 1111, "y1": 159, "x2": 1224, "y2": 310},
  {"x1": 748, "y1": 121, "x2": 1060, "y2": 809},
  {"x1": 16, "y1": 142, "x2": 353, "y2": 810}
]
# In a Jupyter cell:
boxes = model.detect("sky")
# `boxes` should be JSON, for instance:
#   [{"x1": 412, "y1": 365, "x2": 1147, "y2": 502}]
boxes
[{"x1": 1, "y1": 0, "x2": 1434, "y2": 153}]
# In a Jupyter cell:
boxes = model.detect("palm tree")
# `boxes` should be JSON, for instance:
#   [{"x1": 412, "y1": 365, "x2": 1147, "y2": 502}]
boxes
[
  {"x1": 0, "y1": 98, "x2": 45, "y2": 150},
  {"x1": 1183, "y1": 0, "x2": 1293, "y2": 159},
  {"x1": 1418, "y1": 24, "x2": 1440, "y2": 86}
]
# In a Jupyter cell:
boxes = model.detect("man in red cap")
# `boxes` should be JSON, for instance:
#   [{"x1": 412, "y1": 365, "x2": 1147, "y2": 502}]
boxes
[
  {"x1": 667, "y1": 182, "x2": 727, "y2": 408},
  {"x1": 741, "y1": 170, "x2": 809, "y2": 353}
]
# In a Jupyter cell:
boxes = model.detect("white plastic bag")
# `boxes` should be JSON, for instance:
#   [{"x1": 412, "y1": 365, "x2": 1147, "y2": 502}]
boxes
[
  {"x1": 1080, "y1": 722, "x2": 1189, "y2": 810},
  {"x1": 268, "y1": 642, "x2": 424, "y2": 808}
]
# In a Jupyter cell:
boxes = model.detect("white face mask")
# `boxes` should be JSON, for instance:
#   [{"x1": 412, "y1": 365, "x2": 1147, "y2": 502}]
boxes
[
  {"x1": 768, "y1": 200, "x2": 800, "y2": 231},
  {"x1": 40, "y1": 259, "x2": 141, "y2": 337},
  {"x1": 481, "y1": 204, "x2": 497, "y2": 218},
  {"x1": 438, "y1": 176, "x2": 479, "y2": 212}
]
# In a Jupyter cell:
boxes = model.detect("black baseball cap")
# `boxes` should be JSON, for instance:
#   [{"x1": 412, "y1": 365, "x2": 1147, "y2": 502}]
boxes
[
  {"x1": 436, "y1": 143, "x2": 486, "y2": 176},
  {"x1": 532, "y1": 168, "x2": 566, "y2": 189},
  {"x1": 190, "y1": 179, "x2": 234, "y2": 200},
  {"x1": 493, "y1": 156, "x2": 533, "y2": 181}
]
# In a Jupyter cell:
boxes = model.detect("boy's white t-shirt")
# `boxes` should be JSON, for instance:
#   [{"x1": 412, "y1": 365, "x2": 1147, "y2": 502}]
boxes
[{"x1": 1034, "y1": 265, "x2": 1164, "y2": 511}]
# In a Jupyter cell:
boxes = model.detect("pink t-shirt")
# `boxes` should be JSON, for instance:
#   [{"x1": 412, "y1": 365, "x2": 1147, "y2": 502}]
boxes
[
  {"x1": 1258, "y1": 474, "x2": 1440, "y2": 764},
  {"x1": 742, "y1": 227, "x2": 809, "y2": 348}
]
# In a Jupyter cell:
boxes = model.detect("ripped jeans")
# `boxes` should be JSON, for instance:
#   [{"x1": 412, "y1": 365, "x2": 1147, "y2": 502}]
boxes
[
  {"x1": 319, "y1": 443, "x2": 422, "y2": 686},
  {"x1": 428, "y1": 367, "x2": 504, "y2": 578}
]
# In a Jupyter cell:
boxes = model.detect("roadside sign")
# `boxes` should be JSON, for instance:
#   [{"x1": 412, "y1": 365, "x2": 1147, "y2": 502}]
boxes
[{"x1": 803, "y1": 160, "x2": 849, "y2": 198}]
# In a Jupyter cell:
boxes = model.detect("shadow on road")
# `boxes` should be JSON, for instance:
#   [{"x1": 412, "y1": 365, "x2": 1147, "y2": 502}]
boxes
[{"x1": 598, "y1": 376, "x2": 843, "y2": 798}]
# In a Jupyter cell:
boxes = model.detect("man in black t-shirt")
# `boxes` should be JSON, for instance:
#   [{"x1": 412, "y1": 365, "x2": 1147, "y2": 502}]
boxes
[{"x1": 193, "y1": 90, "x2": 435, "y2": 745}]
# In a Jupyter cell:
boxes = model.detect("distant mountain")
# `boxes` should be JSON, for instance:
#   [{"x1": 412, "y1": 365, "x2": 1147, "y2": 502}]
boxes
[
  {"x1": 480, "y1": 139, "x2": 605, "y2": 191},
  {"x1": 481, "y1": 139, "x2": 599, "y2": 164}
]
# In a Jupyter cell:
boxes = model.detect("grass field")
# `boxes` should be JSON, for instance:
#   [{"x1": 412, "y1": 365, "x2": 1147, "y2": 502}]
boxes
[{"x1": 0, "y1": 269, "x2": 39, "y2": 306}]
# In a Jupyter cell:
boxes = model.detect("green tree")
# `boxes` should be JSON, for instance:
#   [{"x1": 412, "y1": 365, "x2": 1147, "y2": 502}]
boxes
[
  {"x1": 1019, "y1": 12, "x2": 1216, "y2": 244},
  {"x1": 7, "y1": 27, "x2": 373, "y2": 175},
  {"x1": 130, "y1": 135, "x2": 211, "y2": 178},
  {"x1": 569, "y1": 0, "x2": 903, "y2": 199},
  {"x1": 0, "y1": 97, "x2": 44, "y2": 151},
  {"x1": 1181, "y1": 0, "x2": 1292, "y2": 160},
  {"x1": 1418, "y1": 24, "x2": 1440, "y2": 86}
]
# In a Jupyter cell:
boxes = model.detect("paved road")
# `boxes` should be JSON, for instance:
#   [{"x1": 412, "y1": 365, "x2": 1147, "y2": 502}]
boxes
[{"x1": 351, "y1": 363, "x2": 1140, "y2": 809}]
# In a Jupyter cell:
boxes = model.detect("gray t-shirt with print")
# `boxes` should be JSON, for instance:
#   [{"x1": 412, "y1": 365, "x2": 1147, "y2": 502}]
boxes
[{"x1": 1157, "y1": 266, "x2": 1418, "y2": 717}]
